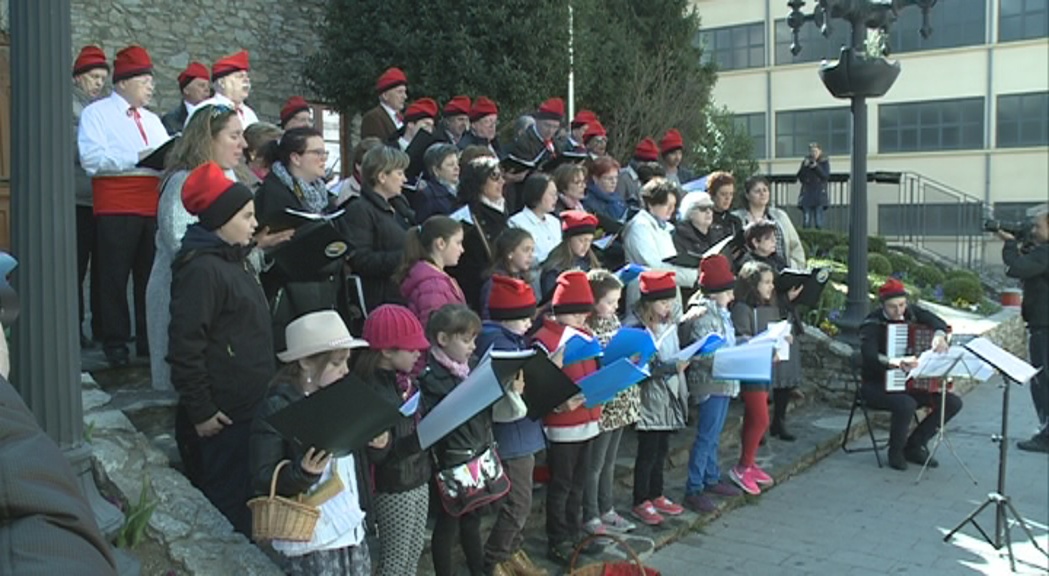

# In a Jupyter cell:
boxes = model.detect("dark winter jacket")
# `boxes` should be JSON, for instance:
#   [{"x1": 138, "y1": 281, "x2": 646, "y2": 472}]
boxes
[
  {"x1": 448, "y1": 202, "x2": 508, "y2": 310},
  {"x1": 458, "y1": 130, "x2": 502, "y2": 157},
  {"x1": 741, "y1": 250, "x2": 789, "y2": 274},
  {"x1": 1003, "y1": 240, "x2": 1049, "y2": 329},
  {"x1": 161, "y1": 102, "x2": 188, "y2": 136},
  {"x1": 365, "y1": 369, "x2": 431, "y2": 493},
  {"x1": 340, "y1": 187, "x2": 412, "y2": 312},
  {"x1": 168, "y1": 225, "x2": 275, "y2": 425},
  {"x1": 254, "y1": 169, "x2": 321, "y2": 231},
  {"x1": 539, "y1": 256, "x2": 593, "y2": 304},
  {"x1": 796, "y1": 157, "x2": 830, "y2": 209},
  {"x1": 411, "y1": 178, "x2": 459, "y2": 223},
  {"x1": 583, "y1": 181, "x2": 627, "y2": 222},
  {"x1": 249, "y1": 379, "x2": 378, "y2": 526},
  {"x1": 858, "y1": 304, "x2": 949, "y2": 388},
  {"x1": 418, "y1": 356, "x2": 493, "y2": 468},
  {"x1": 673, "y1": 220, "x2": 728, "y2": 260},
  {"x1": 477, "y1": 322, "x2": 546, "y2": 460}
]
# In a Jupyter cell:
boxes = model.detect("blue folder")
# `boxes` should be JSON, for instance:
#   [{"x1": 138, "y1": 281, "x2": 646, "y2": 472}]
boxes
[
  {"x1": 579, "y1": 358, "x2": 650, "y2": 408},
  {"x1": 616, "y1": 263, "x2": 647, "y2": 285},
  {"x1": 602, "y1": 327, "x2": 657, "y2": 368},
  {"x1": 562, "y1": 334, "x2": 603, "y2": 365}
]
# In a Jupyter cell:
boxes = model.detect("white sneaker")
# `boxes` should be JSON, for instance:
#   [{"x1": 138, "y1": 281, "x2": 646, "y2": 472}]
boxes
[
  {"x1": 582, "y1": 517, "x2": 608, "y2": 536},
  {"x1": 601, "y1": 509, "x2": 636, "y2": 533}
]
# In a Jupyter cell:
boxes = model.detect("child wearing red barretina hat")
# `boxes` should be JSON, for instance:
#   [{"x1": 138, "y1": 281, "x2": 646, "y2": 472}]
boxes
[
  {"x1": 628, "y1": 270, "x2": 689, "y2": 526},
  {"x1": 531, "y1": 271, "x2": 602, "y2": 566},
  {"x1": 680, "y1": 255, "x2": 745, "y2": 514},
  {"x1": 351, "y1": 305, "x2": 431, "y2": 576},
  {"x1": 478, "y1": 276, "x2": 549, "y2": 576}
]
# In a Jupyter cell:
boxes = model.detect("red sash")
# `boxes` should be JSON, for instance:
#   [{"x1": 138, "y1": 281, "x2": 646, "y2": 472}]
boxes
[{"x1": 92, "y1": 175, "x2": 160, "y2": 216}]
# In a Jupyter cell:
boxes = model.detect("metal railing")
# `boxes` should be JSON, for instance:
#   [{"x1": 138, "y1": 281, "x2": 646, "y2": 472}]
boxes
[{"x1": 768, "y1": 171, "x2": 986, "y2": 269}]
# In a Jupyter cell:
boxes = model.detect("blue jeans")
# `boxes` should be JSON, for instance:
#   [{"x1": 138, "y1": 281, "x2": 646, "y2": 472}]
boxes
[
  {"x1": 801, "y1": 206, "x2": 825, "y2": 229},
  {"x1": 685, "y1": 395, "x2": 731, "y2": 496}
]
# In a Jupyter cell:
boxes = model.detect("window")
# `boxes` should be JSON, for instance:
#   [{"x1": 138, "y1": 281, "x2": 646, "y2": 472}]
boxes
[
  {"x1": 318, "y1": 107, "x2": 344, "y2": 180},
  {"x1": 775, "y1": 107, "x2": 851, "y2": 158},
  {"x1": 697, "y1": 22, "x2": 765, "y2": 71},
  {"x1": 733, "y1": 112, "x2": 766, "y2": 158},
  {"x1": 998, "y1": 92, "x2": 1049, "y2": 148},
  {"x1": 773, "y1": 18, "x2": 851, "y2": 65},
  {"x1": 879, "y1": 98, "x2": 985, "y2": 153},
  {"x1": 887, "y1": 0, "x2": 986, "y2": 53},
  {"x1": 1000, "y1": 0, "x2": 1049, "y2": 42}
]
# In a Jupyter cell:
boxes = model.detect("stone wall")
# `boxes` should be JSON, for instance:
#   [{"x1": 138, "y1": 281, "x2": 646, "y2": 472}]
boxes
[{"x1": 67, "y1": 0, "x2": 326, "y2": 122}]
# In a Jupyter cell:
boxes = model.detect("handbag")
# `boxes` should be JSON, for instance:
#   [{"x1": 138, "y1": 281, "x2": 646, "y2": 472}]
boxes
[{"x1": 433, "y1": 445, "x2": 511, "y2": 517}]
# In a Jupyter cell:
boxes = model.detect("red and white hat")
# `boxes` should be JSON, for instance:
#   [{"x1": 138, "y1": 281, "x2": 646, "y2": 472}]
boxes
[
  {"x1": 699, "y1": 255, "x2": 736, "y2": 294},
  {"x1": 535, "y1": 97, "x2": 566, "y2": 121},
  {"x1": 404, "y1": 98, "x2": 439, "y2": 123},
  {"x1": 488, "y1": 275, "x2": 537, "y2": 321},
  {"x1": 470, "y1": 96, "x2": 498, "y2": 121},
  {"x1": 181, "y1": 162, "x2": 254, "y2": 231},
  {"x1": 211, "y1": 50, "x2": 250, "y2": 81},
  {"x1": 375, "y1": 67, "x2": 408, "y2": 93},
  {"x1": 878, "y1": 278, "x2": 907, "y2": 301},
  {"x1": 552, "y1": 271, "x2": 594, "y2": 315},
  {"x1": 560, "y1": 210, "x2": 598, "y2": 238},
  {"x1": 640, "y1": 270, "x2": 677, "y2": 302},
  {"x1": 633, "y1": 137, "x2": 660, "y2": 162},
  {"x1": 660, "y1": 129, "x2": 684, "y2": 155},
  {"x1": 112, "y1": 45, "x2": 153, "y2": 82},
  {"x1": 178, "y1": 61, "x2": 210, "y2": 90},
  {"x1": 280, "y1": 96, "x2": 311, "y2": 127},
  {"x1": 73, "y1": 45, "x2": 109, "y2": 76},
  {"x1": 443, "y1": 95, "x2": 471, "y2": 118}
]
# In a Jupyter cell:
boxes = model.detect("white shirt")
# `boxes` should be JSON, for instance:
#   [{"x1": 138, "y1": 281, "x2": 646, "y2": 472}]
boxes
[
  {"x1": 272, "y1": 454, "x2": 366, "y2": 556},
  {"x1": 78, "y1": 91, "x2": 169, "y2": 176},
  {"x1": 622, "y1": 209, "x2": 698, "y2": 288},
  {"x1": 186, "y1": 92, "x2": 259, "y2": 128},
  {"x1": 381, "y1": 101, "x2": 403, "y2": 130},
  {"x1": 508, "y1": 208, "x2": 561, "y2": 263}
]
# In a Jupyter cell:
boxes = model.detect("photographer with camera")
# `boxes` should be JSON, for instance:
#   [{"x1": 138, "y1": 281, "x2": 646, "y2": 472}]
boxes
[{"x1": 996, "y1": 205, "x2": 1049, "y2": 453}]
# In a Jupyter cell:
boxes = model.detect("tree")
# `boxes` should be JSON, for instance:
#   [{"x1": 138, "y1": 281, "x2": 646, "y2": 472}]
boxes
[{"x1": 306, "y1": 0, "x2": 570, "y2": 120}]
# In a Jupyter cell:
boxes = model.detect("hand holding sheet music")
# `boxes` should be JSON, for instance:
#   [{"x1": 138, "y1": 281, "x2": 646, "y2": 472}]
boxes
[
  {"x1": 579, "y1": 358, "x2": 650, "y2": 408},
  {"x1": 749, "y1": 320, "x2": 792, "y2": 362},
  {"x1": 906, "y1": 347, "x2": 995, "y2": 382}
]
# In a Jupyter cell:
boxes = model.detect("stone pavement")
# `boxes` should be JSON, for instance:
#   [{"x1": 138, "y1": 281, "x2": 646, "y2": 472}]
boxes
[{"x1": 646, "y1": 377, "x2": 1049, "y2": 576}]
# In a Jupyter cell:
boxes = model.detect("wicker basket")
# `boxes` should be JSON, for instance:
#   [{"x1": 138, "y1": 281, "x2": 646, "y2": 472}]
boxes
[
  {"x1": 247, "y1": 460, "x2": 320, "y2": 542},
  {"x1": 569, "y1": 533, "x2": 649, "y2": 576}
]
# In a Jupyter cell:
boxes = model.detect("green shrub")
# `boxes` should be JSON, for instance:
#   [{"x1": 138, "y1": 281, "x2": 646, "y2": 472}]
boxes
[
  {"x1": 910, "y1": 265, "x2": 945, "y2": 288},
  {"x1": 797, "y1": 229, "x2": 846, "y2": 258},
  {"x1": 867, "y1": 236, "x2": 888, "y2": 255},
  {"x1": 868, "y1": 253, "x2": 892, "y2": 276},
  {"x1": 942, "y1": 277, "x2": 983, "y2": 305},
  {"x1": 946, "y1": 269, "x2": 981, "y2": 284},
  {"x1": 886, "y1": 252, "x2": 919, "y2": 276},
  {"x1": 829, "y1": 245, "x2": 850, "y2": 264}
]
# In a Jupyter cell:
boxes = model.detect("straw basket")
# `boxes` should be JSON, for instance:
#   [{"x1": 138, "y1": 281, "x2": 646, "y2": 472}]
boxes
[
  {"x1": 569, "y1": 533, "x2": 652, "y2": 576},
  {"x1": 247, "y1": 460, "x2": 320, "y2": 542}
]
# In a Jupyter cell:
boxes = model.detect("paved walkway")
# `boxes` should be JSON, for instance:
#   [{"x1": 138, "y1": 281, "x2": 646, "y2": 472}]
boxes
[{"x1": 647, "y1": 377, "x2": 1049, "y2": 576}]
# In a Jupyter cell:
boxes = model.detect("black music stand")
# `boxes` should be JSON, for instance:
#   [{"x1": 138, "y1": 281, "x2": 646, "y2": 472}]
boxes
[{"x1": 944, "y1": 338, "x2": 1048, "y2": 572}]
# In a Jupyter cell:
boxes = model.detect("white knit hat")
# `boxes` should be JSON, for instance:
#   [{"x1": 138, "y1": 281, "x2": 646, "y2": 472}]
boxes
[{"x1": 277, "y1": 310, "x2": 368, "y2": 363}]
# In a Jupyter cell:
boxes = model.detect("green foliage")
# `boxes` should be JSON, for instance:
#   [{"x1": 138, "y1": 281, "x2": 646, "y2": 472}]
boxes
[
  {"x1": 867, "y1": 253, "x2": 892, "y2": 276},
  {"x1": 946, "y1": 269, "x2": 981, "y2": 284},
  {"x1": 797, "y1": 229, "x2": 846, "y2": 259},
  {"x1": 886, "y1": 251, "x2": 919, "y2": 276},
  {"x1": 692, "y1": 105, "x2": 759, "y2": 182},
  {"x1": 942, "y1": 277, "x2": 984, "y2": 305},
  {"x1": 116, "y1": 474, "x2": 158, "y2": 549},
  {"x1": 829, "y1": 245, "x2": 850, "y2": 264},
  {"x1": 867, "y1": 236, "x2": 888, "y2": 255},
  {"x1": 84, "y1": 420, "x2": 96, "y2": 444},
  {"x1": 910, "y1": 265, "x2": 945, "y2": 288}
]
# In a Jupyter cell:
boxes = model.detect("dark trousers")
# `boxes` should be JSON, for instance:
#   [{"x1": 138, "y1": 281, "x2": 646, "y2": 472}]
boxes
[
  {"x1": 1029, "y1": 327, "x2": 1049, "y2": 434},
  {"x1": 861, "y1": 385, "x2": 963, "y2": 453},
  {"x1": 175, "y1": 405, "x2": 252, "y2": 536},
  {"x1": 95, "y1": 214, "x2": 155, "y2": 355},
  {"x1": 431, "y1": 507, "x2": 483, "y2": 576},
  {"x1": 545, "y1": 440, "x2": 592, "y2": 544},
  {"x1": 484, "y1": 454, "x2": 534, "y2": 566},
  {"x1": 633, "y1": 430, "x2": 672, "y2": 505},
  {"x1": 76, "y1": 206, "x2": 100, "y2": 338}
]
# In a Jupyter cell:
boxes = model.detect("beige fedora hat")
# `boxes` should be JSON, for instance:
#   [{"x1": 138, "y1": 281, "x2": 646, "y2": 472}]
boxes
[{"x1": 277, "y1": 310, "x2": 368, "y2": 363}]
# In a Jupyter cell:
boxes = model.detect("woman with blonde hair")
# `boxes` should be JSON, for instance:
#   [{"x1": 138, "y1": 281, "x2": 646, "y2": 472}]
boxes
[{"x1": 241, "y1": 121, "x2": 282, "y2": 184}]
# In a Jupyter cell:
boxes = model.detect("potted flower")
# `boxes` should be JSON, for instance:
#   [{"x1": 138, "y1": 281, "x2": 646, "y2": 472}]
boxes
[{"x1": 818, "y1": 27, "x2": 901, "y2": 98}]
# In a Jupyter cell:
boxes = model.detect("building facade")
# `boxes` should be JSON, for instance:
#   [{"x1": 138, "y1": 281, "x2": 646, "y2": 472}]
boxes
[{"x1": 692, "y1": 0, "x2": 1048, "y2": 264}]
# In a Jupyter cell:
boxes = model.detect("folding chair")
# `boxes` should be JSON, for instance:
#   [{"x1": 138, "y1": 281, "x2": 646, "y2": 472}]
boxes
[{"x1": 841, "y1": 351, "x2": 890, "y2": 467}]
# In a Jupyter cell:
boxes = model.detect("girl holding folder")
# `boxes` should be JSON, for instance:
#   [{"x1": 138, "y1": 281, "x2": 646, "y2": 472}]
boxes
[{"x1": 249, "y1": 310, "x2": 388, "y2": 575}]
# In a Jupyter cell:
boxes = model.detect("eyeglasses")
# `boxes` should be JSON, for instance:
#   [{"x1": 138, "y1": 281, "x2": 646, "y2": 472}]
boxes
[
  {"x1": 696, "y1": 206, "x2": 713, "y2": 212},
  {"x1": 489, "y1": 171, "x2": 504, "y2": 181},
  {"x1": 303, "y1": 148, "x2": 329, "y2": 158}
]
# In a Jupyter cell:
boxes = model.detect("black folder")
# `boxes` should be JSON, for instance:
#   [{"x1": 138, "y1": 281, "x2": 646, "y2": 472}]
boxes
[
  {"x1": 405, "y1": 129, "x2": 443, "y2": 184},
  {"x1": 520, "y1": 351, "x2": 582, "y2": 421},
  {"x1": 775, "y1": 268, "x2": 830, "y2": 308},
  {"x1": 265, "y1": 207, "x2": 346, "y2": 234},
  {"x1": 663, "y1": 252, "x2": 703, "y2": 269},
  {"x1": 135, "y1": 136, "x2": 180, "y2": 171},
  {"x1": 266, "y1": 373, "x2": 403, "y2": 457},
  {"x1": 267, "y1": 220, "x2": 349, "y2": 280}
]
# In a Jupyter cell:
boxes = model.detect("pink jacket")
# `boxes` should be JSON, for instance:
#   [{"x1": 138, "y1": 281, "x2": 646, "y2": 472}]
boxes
[{"x1": 400, "y1": 260, "x2": 466, "y2": 328}]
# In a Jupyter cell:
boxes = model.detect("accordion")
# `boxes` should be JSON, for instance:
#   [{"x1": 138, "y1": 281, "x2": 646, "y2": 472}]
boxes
[{"x1": 884, "y1": 322, "x2": 952, "y2": 393}]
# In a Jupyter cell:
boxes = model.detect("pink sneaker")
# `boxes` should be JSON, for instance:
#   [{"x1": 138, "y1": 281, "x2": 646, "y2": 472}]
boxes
[
  {"x1": 631, "y1": 501, "x2": 665, "y2": 526},
  {"x1": 729, "y1": 465, "x2": 761, "y2": 495},
  {"x1": 651, "y1": 495, "x2": 684, "y2": 516},
  {"x1": 749, "y1": 465, "x2": 774, "y2": 488}
]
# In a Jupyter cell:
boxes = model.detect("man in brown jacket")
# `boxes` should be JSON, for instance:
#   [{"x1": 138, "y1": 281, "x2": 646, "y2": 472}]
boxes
[{"x1": 360, "y1": 66, "x2": 408, "y2": 142}]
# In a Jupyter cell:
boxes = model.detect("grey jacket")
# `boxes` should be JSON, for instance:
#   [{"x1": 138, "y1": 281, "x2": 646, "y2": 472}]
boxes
[
  {"x1": 680, "y1": 296, "x2": 740, "y2": 400},
  {"x1": 636, "y1": 322, "x2": 689, "y2": 431}
]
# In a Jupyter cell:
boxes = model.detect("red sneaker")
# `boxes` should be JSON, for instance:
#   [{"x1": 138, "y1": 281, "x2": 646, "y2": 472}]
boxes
[
  {"x1": 651, "y1": 496, "x2": 684, "y2": 516},
  {"x1": 631, "y1": 501, "x2": 665, "y2": 526},
  {"x1": 749, "y1": 465, "x2": 774, "y2": 488}
]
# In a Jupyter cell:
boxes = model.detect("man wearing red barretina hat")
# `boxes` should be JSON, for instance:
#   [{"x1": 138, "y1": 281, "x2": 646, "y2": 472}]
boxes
[
  {"x1": 279, "y1": 95, "x2": 313, "y2": 130},
  {"x1": 859, "y1": 278, "x2": 961, "y2": 471},
  {"x1": 659, "y1": 129, "x2": 694, "y2": 186},
  {"x1": 438, "y1": 95, "x2": 471, "y2": 145},
  {"x1": 390, "y1": 97, "x2": 438, "y2": 151},
  {"x1": 72, "y1": 45, "x2": 110, "y2": 348},
  {"x1": 361, "y1": 67, "x2": 408, "y2": 142},
  {"x1": 78, "y1": 45, "x2": 171, "y2": 368},
  {"x1": 458, "y1": 96, "x2": 501, "y2": 156},
  {"x1": 189, "y1": 50, "x2": 258, "y2": 128},
  {"x1": 161, "y1": 61, "x2": 211, "y2": 135}
]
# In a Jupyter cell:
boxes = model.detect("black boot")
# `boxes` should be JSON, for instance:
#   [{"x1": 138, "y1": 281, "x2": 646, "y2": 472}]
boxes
[
  {"x1": 888, "y1": 448, "x2": 908, "y2": 471},
  {"x1": 770, "y1": 388, "x2": 796, "y2": 441},
  {"x1": 905, "y1": 438, "x2": 938, "y2": 468}
]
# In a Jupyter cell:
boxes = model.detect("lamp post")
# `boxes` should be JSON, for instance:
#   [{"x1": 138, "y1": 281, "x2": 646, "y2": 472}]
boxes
[{"x1": 786, "y1": 0, "x2": 937, "y2": 345}]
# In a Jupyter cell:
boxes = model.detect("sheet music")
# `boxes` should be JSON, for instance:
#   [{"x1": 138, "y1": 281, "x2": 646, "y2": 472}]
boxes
[
  {"x1": 593, "y1": 234, "x2": 617, "y2": 250},
  {"x1": 285, "y1": 207, "x2": 346, "y2": 221},
  {"x1": 449, "y1": 205, "x2": 473, "y2": 225},
  {"x1": 906, "y1": 347, "x2": 995, "y2": 382},
  {"x1": 399, "y1": 391, "x2": 421, "y2": 416},
  {"x1": 673, "y1": 333, "x2": 725, "y2": 362},
  {"x1": 963, "y1": 337, "x2": 1041, "y2": 384},
  {"x1": 750, "y1": 320, "x2": 791, "y2": 361},
  {"x1": 712, "y1": 340, "x2": 775, "y2": 381}
]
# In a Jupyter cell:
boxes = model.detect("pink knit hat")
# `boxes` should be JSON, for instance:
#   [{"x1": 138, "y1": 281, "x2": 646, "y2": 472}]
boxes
[{"x1": 362, "y1": 305, "x2": 430, "y2": 351}]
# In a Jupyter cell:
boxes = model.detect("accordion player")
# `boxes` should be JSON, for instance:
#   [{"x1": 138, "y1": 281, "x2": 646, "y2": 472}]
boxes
[{"x1": 857, "y1": 278, "x2": 964, "y2": 471}]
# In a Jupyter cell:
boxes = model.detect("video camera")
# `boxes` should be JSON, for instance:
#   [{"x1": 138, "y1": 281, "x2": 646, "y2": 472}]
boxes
[{"x1": 983, "y1": 219, "x2": 1031, "y2": 241}]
